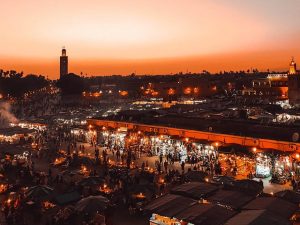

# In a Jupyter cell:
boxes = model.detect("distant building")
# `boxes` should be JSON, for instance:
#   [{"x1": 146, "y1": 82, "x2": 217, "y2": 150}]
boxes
[
  {"x1": 242, "y1": 74, "x2": 288, "y2": 101},
  {"x1": 60, "y1": 47, "x2": 68, "y2": 78},
  {"x1": 142, "y1": 78, "x2": 219, "y2": 101},
  {"x1": 288, "y1": 58, "x2": 300, "y2": 105},
  {"x1": 241, "y1": 58, "x2": 300, "y2": 102}
]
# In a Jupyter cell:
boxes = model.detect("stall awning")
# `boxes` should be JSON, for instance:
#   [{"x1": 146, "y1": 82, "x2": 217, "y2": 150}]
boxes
[
  {"x1": 242, "y1": 197, "x2": 298, "y2": 219},
  {"x1": 171, "y1": 182, "x2": 218, "y2": 199}
]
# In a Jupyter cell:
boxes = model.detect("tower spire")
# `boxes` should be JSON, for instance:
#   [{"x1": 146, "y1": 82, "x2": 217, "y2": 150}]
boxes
[{"x1": 62, "y1": 47, "x2": 66, "y2": 57}]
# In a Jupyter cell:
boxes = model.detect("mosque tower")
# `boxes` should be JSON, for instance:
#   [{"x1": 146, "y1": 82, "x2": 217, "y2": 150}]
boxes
[
  {"x1": 289, "y1": 57, "x2": 297, "y2": 75},
  {"x1": 288, "y1": 57, "x2": 300, "y2": 105},
  {"x1": 60, "y1": 47, "x2": 68, "y2": 78}
]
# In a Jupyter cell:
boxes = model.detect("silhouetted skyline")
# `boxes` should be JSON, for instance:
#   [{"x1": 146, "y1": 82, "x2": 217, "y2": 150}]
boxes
[{"x1": 1, "y1": 0, "x2": 300, "y2": 78}]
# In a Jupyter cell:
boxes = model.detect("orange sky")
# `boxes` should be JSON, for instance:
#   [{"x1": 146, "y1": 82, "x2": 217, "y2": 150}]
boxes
[{"x1": 1, "y1": 0, "x2": 300, "y2": 79}]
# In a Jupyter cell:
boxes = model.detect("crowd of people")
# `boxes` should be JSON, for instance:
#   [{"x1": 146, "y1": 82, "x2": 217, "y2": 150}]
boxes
[{"x1": 1, "y1": 121, "x2": 298, "y2": 225}]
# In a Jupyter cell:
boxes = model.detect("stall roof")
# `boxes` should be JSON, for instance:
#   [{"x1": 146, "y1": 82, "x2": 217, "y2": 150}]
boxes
[
  {"x1": 54, "y1": 191, "x2": 81, "y2": 205},
  {"x1": 225, "y1": 210, "x2": 291, "y2": 225},
  {"x1": 0, "y1": 144, "x2": 31, "y2": 155},
  {"x1": 144, "y1": 194, "x2": 196, "y2": 218},
  {"x1": 175, "y1": 203, "x2": 236, "y2": 225},
  {"x1": 242, "y1": 197, "x2": 298, "y2": 219},
  {"x1": 185, "y1": 171, "x2": 208, "y2": 182},
  {"x1": 225, "y1": 179, "x2": 263, "y2": 196},
  {"x1": 0, "y1": 127, "x2": 34, "y2": 136},
  {"x1": 275, "y1": 190, "x2": 300, "y2": 205},
  {"x1": 207, "y1": 189, "x2": 254, "y2": 210},
  {"x1": 171, "y1": 182, "x2": 219, "y2": 199}
]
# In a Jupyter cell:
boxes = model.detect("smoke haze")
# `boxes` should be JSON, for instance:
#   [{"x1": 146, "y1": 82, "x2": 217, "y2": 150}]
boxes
[{"x1": 0, "y1": 101, "x2": 18, "y2": 128}]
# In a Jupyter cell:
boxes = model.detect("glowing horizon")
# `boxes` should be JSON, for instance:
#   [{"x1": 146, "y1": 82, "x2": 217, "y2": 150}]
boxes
[{"x1": 1, "y1": 0, "x2": 300, "y2": 78}]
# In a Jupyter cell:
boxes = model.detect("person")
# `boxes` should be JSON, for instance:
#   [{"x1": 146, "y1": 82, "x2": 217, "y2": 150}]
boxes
[
  {"x1": 215, "y1": 162, "x2": 222, "y2": 175},
  {"x1": 168, "y1": 153, "x2": 172, "y2": 163},
  {"x1": 95, "y1": 148, "x2": 99, "y2": 159},
  {"x1": 103, "y1": 149, "x2": 107, "y2": 162},
  {"x1": 160, "y1": 183, "x2": 165, "y2": 194},
  {"x1": 191, "y1": 155, "x2": 195, "y2": 166},
  {"x1": 259, "y1": 179, "x2": 264, "y2": 188},
  {"x1": 31, "y1": 161, "x2": 35, "y2": 172},
  {"x1": 164, "y1": 161, "x2": 168, "y2": 172},
  {"x1": 181, "y1": 161, "x2": 185, "y2": 172},
  {"x1": 59, "y1": 175, "x2": 63, "y2": 183},
  {"x1": 67, "y1": 144, "x2": 71, "y2": 155},
  {"x1": 233, "y1": 166, "x2": 237, "y2": 176},
  {"x1": 248, "y1": 172, "x2": 253, "y2": 179},
  {"x1": 126, "y1": 156, "x2": 131, "y2": 169},
  {"x1": 48, "y1": 167, "x2": 52, "y2": 178},
  {"x1": 292, "y1": 178, "x2": 296, "y2": 190},
  {"x1": 116, "y1": 149, "x2": 120, "y2": 161},
  {"x1": 171, "y1": 156, "x2": 175, "y2": 165},
  {"x1": 159, "y1": 153, "x2": 163, "y2": 164},
  {"x1": 157, "y1": 163, "x2": 161, "y2": 174},
  {"x1": 141, "y1": 162, "x2": 145, "y2": 171}
]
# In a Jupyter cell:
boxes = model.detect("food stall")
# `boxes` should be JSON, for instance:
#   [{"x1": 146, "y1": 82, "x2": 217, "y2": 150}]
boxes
[
  {"x1": 150, "y1": 214, "x2": 184, "y2": 225},
  {"x1": 255, "y1": 154, "x2": 271, "y2": 178}
]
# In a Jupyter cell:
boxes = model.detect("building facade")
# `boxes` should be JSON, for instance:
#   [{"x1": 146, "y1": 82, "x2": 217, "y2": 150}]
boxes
[
  {"x1": 245, "y1": 74, "x2": 288, "y2": 100},
  {"x1": 241, "y1": 58, "x2": 299, "y2": 103},
  {"x1": 142, "y1": 77, "x2": 219, "y2": 101}
]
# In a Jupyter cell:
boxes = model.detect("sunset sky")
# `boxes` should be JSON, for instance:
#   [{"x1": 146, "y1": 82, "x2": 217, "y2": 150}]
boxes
[{"x1": 1, "y1": 0, "x2": 300, "y2": 79}]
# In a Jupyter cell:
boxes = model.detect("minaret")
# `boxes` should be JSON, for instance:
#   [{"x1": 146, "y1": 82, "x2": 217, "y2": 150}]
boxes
[
  {"x1": 60, "y1": 47, "x2": 68, "y2": 78},
  {"x1": 288, "y1": 57, "x2": 300, "y2": 105},
  {"x1": 289, "y1": 57, "x2": 297, "y2": 75}
]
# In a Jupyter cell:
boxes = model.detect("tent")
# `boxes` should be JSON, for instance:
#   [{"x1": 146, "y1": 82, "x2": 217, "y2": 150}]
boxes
[
  {"x1": 77, "y1": 176, "x2": 104, "y2": 187},
  {"x1": 54, "y1": 191, "x2": 81, "y2": 205},
  {"x1": 55, "y1": 206, "x2": 76, "y2": 221},
  {"x1": 75, "y1": 195, "x2": 109, "y2": 214},
  {"x1": 59, "y1": 170, "x2": 83, "y2": 183},
  {"x1": 129, "y1": 183, "x2": 155, "y2": 199},
  {"x1": 185, "y1": 171, "x2": 208, "y2": 182},
  {"x1": 207, "y1": 189, "x2": 254, "y2": 210},
  {"x1": 0, "y1": 143, "x2": 32, "y2": 156},
  {"x1": 171, "y1": 182, "x2": 219, "y2": 199},
  {"x1": 144, "y1": 194, "x2": 196, "y2": 218},
  {"x1": 242, "y1": 197, "x2": 298, "y2": 219},
  {"x1": 175, "y1": 203, "x2": 236, "y2": 225},
  {"x1": 275, "y1": 190, "x2": 300, "y2": 205},
  {"x1": 0, "y1": 127, "x2": 34, "y2": 136},
  {"x1": 227, "y1": 179, "x2": 263, "y2": 196},
  {"x1": 225, "y1": 209, "x2": 291, "y2": 225},
  {"x1": 78, "y1": 157, "x2": 95, "y2": 166},
  {"x1": 212, "y1": 175, "x2": 235, "y2": 186},
  {"x1": 25, "y1": 185, "x2": 54, "y2": 202}
]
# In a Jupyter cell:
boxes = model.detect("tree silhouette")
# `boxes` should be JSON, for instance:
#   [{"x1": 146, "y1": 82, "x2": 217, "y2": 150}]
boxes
[{"x1": 56, "y1": 73, "x2": 84, "y2": 95}]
